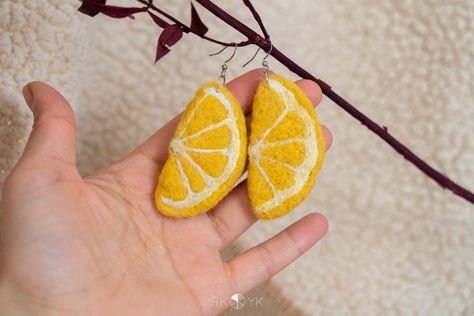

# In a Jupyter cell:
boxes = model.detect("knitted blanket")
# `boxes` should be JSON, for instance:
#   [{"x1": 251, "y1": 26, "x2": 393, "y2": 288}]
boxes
[{"x1": 1, "y1": 1, "x2": 473, "y2": 315}]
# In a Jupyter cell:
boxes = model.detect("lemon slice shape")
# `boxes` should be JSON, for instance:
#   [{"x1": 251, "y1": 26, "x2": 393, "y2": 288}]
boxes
[
  {"x1": 155, "y1": 82, "x2": 247, "y2": 217},
  {"x1": 248, "y1": 74, "x2": 325, "y2": 219}
]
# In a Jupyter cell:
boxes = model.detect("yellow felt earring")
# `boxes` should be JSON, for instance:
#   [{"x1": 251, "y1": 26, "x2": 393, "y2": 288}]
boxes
[
  {"x1": 247, "y1": 71, "x2": 325, "y2": 219},
  {"x1": 155, "y1": 48, "x2": 247, "y2": 218}
]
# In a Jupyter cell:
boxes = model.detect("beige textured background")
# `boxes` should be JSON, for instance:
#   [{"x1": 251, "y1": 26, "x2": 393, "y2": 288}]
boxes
[{"x1": 1, "y1": 1, "x2": 474, "y2": 315}]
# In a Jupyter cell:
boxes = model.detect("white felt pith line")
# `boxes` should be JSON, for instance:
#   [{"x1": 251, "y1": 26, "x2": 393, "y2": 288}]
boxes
[
  {"x1": 173, "y1": 151, "x2": 192, "y2": 195},
  {"x1": 181, "y1": 119, "x2": 232, "y2": 142},
  {"x1": 261, "y1": 107, "x2": 289, "y2": 143},
  {"x1": 260, "y1": 137, "x2": 306, "y2": 147},
  {"x1": 255, "y1": 158, "x2": 277, "y2": 199},
  {"x1": 260, "y1": 156, "x2": 299, "y2": 172},
  {"x1": 162, "y1": 88, "x2": 240, "y2": 209},
  {"x1": 249, "y1": 79, "x2": 319, "y2": 213},
  {"x1": 177, "y1": 92, "x2": 209, "y2": 139},
  {"x1": 179, "y1": 150, "x2": 215, "y2": 185},
  {"x1": 180, "y1": 144, "x2": 229, "y2": 154}
]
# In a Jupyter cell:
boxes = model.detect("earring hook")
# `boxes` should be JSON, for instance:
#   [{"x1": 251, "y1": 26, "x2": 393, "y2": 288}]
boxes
[
  {"x1": 209, "y1": 46, "x2": 228, "y2": 57},
  {"x1": 262, "y1": 41, "x2": 272, "y2": 64},
  {"x1": 210, "y1": 43, "x2": 238, "y2": 89},
  {"x1": 242, "y1": 41, "x2": 273, "y2": 81},
  {"x1": 242, "y1": 47, "x2": 261, "y2": 68},
  {"x1": 209, "y1": 43, "x2": 238, "y2": 63},
  {"x1": 261, "y1": 41, "x2": 272, "y2": 81},
  {"x1": 242, "y1": 41, "x2": 273, "y2": 67}
]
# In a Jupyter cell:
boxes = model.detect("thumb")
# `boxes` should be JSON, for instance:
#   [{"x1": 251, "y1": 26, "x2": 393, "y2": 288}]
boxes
[{"x1": 19, "y1": 81, "x2": 77, "y2": 173}]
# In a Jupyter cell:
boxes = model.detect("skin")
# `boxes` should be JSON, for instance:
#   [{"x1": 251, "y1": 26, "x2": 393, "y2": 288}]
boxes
[{"x1": 0, "y1": 69, "x2": 332, "y2": 316}]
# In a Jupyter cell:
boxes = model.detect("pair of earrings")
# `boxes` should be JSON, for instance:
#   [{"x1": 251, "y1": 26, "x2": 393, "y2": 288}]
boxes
[{"x1": 154, "y1": 43, "x2": 325, "y2": 220}]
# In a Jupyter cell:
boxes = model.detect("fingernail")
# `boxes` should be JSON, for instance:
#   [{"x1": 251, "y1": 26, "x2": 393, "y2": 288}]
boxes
[{"x1": 22, "y1": 84, "x2": 34, "y2": 109}]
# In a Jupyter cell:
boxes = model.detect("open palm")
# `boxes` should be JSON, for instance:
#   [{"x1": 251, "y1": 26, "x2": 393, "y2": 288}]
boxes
[{"x1": 0, "y1": 70, "x2": 331, "y2": 315}]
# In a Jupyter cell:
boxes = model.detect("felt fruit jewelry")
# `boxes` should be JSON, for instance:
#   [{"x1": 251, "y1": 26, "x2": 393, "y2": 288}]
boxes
[
  {"x1": 247, "y1": 44, "x2": 326, "y2": 219},
  {"x1": 155, "y1": 46, "x2": 247, "y2": 218}
]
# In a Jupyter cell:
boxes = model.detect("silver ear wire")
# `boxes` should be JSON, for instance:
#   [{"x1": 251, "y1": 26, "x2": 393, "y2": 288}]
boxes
[
  {"x1": 242, "y1": 47, "x2": 261, "y2": 68},
  {"x1": 262, "y1": 41, "x2": 272, "y2": 81},
  {"x1": 242, "y1": 41, "x2": 273, "y2": 81},
  {"x1": 210, "y1": 43, "x2": 238, "y2": 90},
  {"x1": 209, "y1": 45, "x2": 228, "y2": 57}
]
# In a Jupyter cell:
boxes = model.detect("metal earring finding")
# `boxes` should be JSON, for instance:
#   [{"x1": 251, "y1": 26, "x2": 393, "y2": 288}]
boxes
[
  {"x1": 241, "y1": 40, "x2": 273, "y2": 81},
  {"x1": 209, "y1": 43, "x2": 238, "y2": 90}
]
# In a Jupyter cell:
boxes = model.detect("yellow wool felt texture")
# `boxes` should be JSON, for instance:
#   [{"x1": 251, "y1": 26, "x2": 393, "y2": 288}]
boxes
[
  {"x1": 155, "y1": 81, "x2": 247, "y2": 218},
  {"x1": 248, "y1": 74, "x2": 326, "y2": 219}
]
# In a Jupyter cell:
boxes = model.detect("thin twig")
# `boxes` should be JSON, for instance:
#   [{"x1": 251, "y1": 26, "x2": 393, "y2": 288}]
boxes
[
  {"x1": 195, "y1": 0, "x2": 474, "y2": 204},
  {"x1": 242, "y1": 0, "x2": 269, "y2": 39}
]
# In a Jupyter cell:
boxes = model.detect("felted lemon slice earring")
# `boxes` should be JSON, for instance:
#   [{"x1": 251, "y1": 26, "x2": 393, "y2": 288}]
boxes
[
  {"x1": 247, "y1": 47, "x2": 325, "y2": 219},
  {"x1": 155, "y1": 46, "x2": 246, "y2": 218}
]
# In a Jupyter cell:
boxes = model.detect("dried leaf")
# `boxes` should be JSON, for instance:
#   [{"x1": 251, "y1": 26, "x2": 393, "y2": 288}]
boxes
[
  {"x1": 148, "y1": 11, "x2": 169, "y2": 28},
  {"x1": 78, "y1": 0, "x2": 147, "y2": 19},
  {"x1": 78, "y1": 0, "x2": 106, "y2": 17},
  {"x1": 189, "y1": 2, "x2": 208, "y2": 36},
  {"x1": 155, "y1": 24, "x2": 183, "y2": 63},
  {"x1": 160, "y1": 24, "x2": 183, "y2": 47},
  {"x1": 155, "y1": 45, "x2": 171, "y2": 63}
]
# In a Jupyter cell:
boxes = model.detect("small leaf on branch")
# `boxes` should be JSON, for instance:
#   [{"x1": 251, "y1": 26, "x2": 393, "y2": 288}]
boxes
[
  {"x1": 78, "y1": 0, "x2": 147, "y2": 19},
  {"x1": 155, "y1": 24, "x2": 184, "y2": 63},
  {"x1": 155, "y1": 45, "x2": 170, "y2": 63},
  {"x1": 190, "y1": 3, "x2": 208, "y2": 35},
  {"x1": 78, "y1": 0, "x2": 106, "y2": 17},
  {"x1": 161, "y1": 24, "x2": 183, "y2": 46},
  {"x1": 148, "y1": 11, "x2": 169, "y2": 28}
]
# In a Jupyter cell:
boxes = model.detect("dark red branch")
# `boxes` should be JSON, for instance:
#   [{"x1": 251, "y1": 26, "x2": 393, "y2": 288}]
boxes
[
  {"x1": 137, "y1": 0, "x2": 181, "y2": 25},
  {"x1": 195, "y1": 0, "x2": 474, "y2": 204},
  {"x1": 242, "y1": 0, "x2": 269, "y2": 39}
]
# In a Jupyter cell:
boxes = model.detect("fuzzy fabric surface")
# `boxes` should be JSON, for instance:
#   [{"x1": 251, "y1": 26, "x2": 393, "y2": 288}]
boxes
[{"x1": 1, "y1": 1, "x2": 473, "y2": 315}]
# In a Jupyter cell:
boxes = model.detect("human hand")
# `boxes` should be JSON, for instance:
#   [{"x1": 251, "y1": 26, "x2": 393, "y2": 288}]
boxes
[{"x1": 0, "y1": 69, "x2": 332, "y2": 315}]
